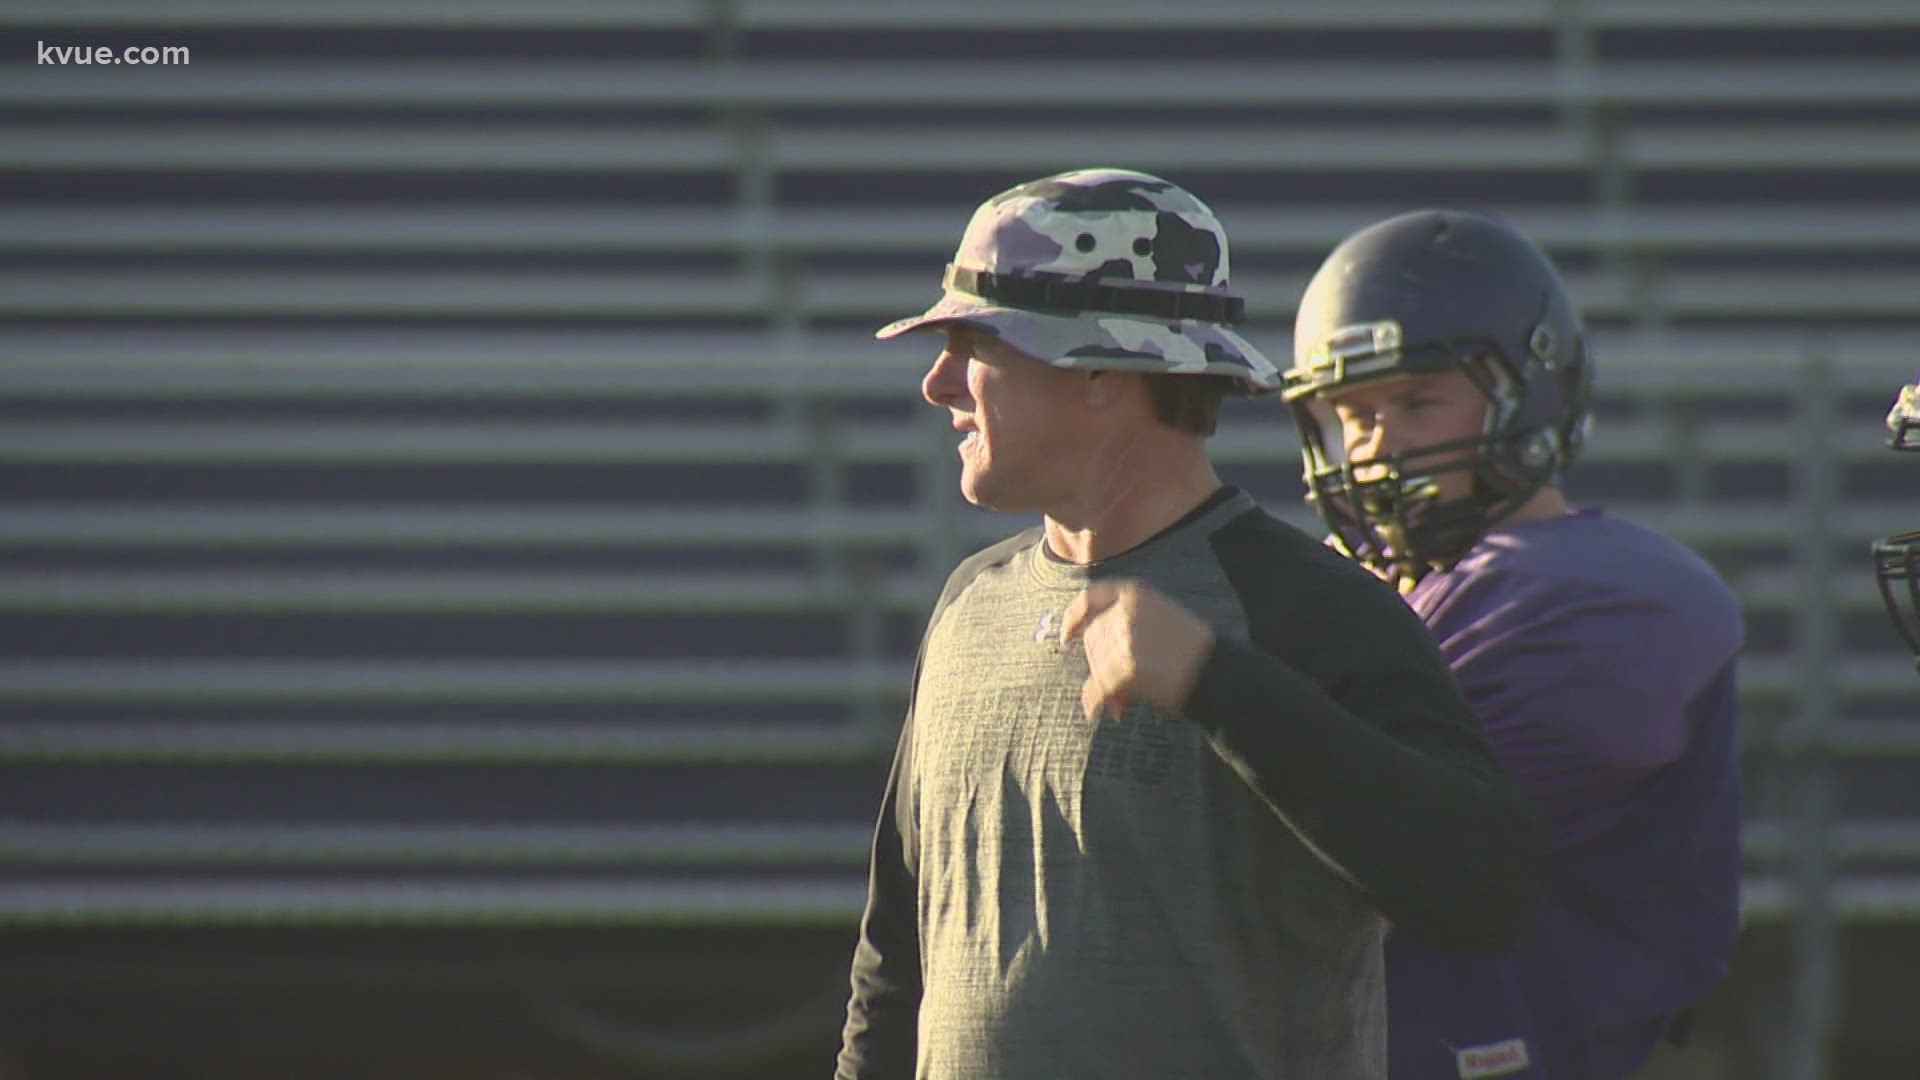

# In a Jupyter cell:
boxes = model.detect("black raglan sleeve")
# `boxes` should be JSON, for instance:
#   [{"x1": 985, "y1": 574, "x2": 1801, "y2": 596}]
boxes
[
  {"x1": 1185, "y1": 512, "x2": 1544, "y2": 951},
  {"x1": 835, "y1": 702, "x2": 921, "y2": 1079},
  {"x1": 836, "y1": 530, "x2": 1039, "y2": 1078}
]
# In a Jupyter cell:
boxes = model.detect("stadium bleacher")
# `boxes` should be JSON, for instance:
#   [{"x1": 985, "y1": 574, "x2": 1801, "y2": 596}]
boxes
[{"x1": 2, "y1": 1, "x2": 1918, "y2": 1075}]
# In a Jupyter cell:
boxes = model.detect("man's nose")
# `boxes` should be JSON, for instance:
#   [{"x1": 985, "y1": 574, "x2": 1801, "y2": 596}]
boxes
[
  {"x1": 922, "y1": 350, "x2": 964, "y2": 408},
  {"x1": 1364, "y1": 417, "x2": 1407, "y2": 459},
  {"x1": 1349, "y1": 421, "x2": 1389, "y2": 463}
]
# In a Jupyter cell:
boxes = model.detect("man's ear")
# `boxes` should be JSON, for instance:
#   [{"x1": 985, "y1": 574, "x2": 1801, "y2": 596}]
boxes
[
  {"x1": 1084, "y1": 370, "x2": 1116, "y2": 407},
  {"x1": 1084, "y1": 371, "x2": 1151, "y2": 419}
]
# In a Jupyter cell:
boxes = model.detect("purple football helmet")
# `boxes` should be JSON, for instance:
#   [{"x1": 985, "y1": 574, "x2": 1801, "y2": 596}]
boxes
[{"x1": 1281, "y1": 209, "x2": 1592, "y2": 585}]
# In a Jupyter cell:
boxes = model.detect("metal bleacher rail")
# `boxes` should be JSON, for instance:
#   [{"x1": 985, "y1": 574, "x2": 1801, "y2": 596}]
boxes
[{"x1": 1, "y1": 0, "x2": 1918, "y2": 1016}]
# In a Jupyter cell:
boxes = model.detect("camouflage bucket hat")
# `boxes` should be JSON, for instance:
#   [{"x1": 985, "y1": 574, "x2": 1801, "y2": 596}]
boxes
[{"x1": 876, "y1": 167, "x2": 1280, "y2": 394}]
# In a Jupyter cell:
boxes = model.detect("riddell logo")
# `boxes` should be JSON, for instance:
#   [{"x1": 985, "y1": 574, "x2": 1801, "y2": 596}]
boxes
[{"x1": 1455, "y1": 1037, "x2": 1530, "y2": 1078}]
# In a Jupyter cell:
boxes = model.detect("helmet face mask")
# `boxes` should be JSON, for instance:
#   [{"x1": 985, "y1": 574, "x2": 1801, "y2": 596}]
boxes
[
  {"x1": 1873, "y1": 528, "x2": 1920, "y2": 662},
  {"x1": 1872, "y1": 381, "x2": 1920, "y2": 665},
  {"x1": 1283, "y1": 210, "x2": 1592, "y2": 588},
  {"x1": 1295, "y1": 350, "x2": 1552, "y2": 583}
]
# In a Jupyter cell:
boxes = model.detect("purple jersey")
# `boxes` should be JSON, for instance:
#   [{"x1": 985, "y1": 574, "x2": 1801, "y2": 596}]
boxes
[{"x1": 1387, "y1": 509, "x2": 1744, "y2": 1080}]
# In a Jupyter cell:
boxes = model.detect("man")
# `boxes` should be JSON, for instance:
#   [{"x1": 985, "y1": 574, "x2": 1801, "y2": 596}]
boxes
[
  {"x1": 1873, "y1": 375, "x2": 1920, "y2": 663},
  {"x1": 1280, "y1": 209, "x2": 1745, "y2": 1080},
  {"x1": 836, "y1": 169, "x2": 1541, "y2": 1080}
]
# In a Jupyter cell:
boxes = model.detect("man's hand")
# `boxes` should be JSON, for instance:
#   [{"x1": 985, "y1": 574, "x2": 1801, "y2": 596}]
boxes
[{"x1": 1062, "y1": 580, "x2": 1216, "y2": 722}]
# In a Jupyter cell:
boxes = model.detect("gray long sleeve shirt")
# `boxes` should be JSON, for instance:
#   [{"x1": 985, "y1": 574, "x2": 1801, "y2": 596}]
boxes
[{"x1": 837, "y1": 488, "x2": 1540, "y2": 1080}]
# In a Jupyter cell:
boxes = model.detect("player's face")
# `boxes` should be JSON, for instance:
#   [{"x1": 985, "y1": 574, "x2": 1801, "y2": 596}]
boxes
[
  {"x1": 1324, "y1": 369, "x2": 1489, "y2": 504},
  {"x1": 921, "y1": 326, "x2": 1091, "y2": 511}
]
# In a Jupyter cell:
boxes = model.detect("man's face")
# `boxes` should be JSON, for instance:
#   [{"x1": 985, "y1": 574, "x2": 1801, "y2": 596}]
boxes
[
  {"x1": 921, "y1": 326, "x2": 1091, "y2": 511},
  {"x1": 1323, "y1": 368, "x2": 1490, "y2": 504}
]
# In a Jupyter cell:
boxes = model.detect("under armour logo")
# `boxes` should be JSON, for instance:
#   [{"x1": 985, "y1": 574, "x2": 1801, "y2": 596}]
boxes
[{"x1": 1035, "y1": 610, "x2": 1080, "y2": 655}]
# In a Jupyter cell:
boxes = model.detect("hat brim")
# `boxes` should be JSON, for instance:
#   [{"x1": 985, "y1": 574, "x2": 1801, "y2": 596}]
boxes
[{"x1": 876, "y1": 292, "x2": 1280, "y2": 395}]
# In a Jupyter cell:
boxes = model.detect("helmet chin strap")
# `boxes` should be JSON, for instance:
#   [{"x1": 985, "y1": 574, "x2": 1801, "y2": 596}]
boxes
[
  {"x1": 1372, "y1": 465, "x2": 1546, "y2": 591},
  {"x1": 1378, "y1": 491, "x2": 1488, "y2": 591},
  {"x1": 1313, "y1": 416, "x2": 1562, "y2": 592}
]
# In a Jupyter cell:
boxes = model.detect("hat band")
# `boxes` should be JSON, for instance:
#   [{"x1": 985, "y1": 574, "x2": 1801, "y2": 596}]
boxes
[{"x1": 944, "y1": 264, "x2": 1244, "y2": 325}]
